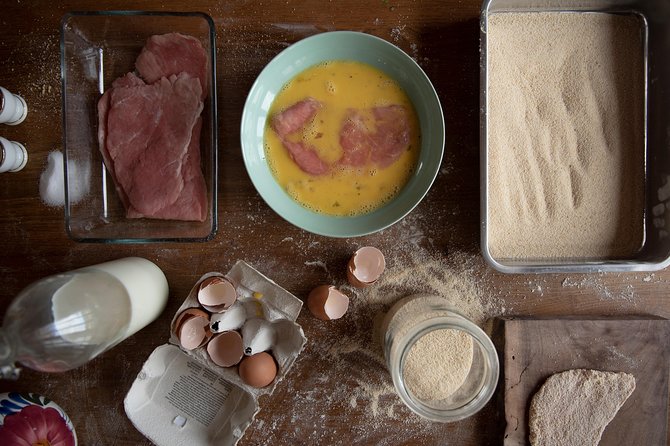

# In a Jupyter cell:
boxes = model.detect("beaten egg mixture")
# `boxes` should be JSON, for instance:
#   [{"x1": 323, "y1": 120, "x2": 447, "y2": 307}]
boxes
[{"x1": 264, "y1": 60, "x2": 420, "y2": 216}]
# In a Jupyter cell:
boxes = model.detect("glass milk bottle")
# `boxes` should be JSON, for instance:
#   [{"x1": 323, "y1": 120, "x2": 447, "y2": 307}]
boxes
[{"x1": 0, "y1": 257, "x2": 168, "y2": 378}]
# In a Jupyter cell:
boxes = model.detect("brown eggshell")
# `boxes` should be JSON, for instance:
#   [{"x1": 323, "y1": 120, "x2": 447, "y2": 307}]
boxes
[
  {"x1": 178, "y1": 314, "x2": 211, "y2": 350},
  {"x1": 347, "y1": 246, "x2": 386, "y2": 288},
  {"x1": 238, "y1": 352, "x2": 278, "y2": 388},
  {"x1": 172, "y1": 308, "x2": 210, "y2": 338},
  {"x1": 207, "y1": 331, "x2": 244, "y2": 367},
  {"x1": 198, "y1": 276, "x2": 237, "y2": 313},
  {"x1": 307, "y1": 285, "x2": 349, "y2": 321}
]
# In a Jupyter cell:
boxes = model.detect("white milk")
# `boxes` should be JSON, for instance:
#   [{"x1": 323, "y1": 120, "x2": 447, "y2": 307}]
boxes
[
  {"x1": 52, "y1": 257, "x2": 168, "y2": 347},
  {"x1": 52, "y1": 270, "x2": 132, "y2": 345},
  {"x1": 81, "y1": 257, "x2": 169, "y2": 338}
]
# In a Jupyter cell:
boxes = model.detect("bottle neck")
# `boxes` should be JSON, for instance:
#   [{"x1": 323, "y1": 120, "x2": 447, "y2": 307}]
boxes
[{"x1": 0, "y1": 327, "x2": 20, "y2": 380}]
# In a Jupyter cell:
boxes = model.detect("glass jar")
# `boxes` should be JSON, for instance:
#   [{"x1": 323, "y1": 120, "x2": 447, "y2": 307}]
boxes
[{"x1": 381, "y1": 294, "x2": 499, "y2": 422}]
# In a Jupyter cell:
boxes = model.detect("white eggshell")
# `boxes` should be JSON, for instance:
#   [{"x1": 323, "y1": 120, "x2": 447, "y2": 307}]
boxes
[
  {"x1": 210, "y1": 301, "x2": 247, "y2": 333},
  {"x1": 241, "y1": 318, "x2": 276, "y2": 356},
  {"x1": 347, "y1": 246, "x2": 386, "y2": 287}
]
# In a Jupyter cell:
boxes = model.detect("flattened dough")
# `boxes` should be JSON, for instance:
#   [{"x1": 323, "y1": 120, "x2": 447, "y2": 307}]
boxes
[{"x1": 529, "y1": 369, "x2": 635, "y2": 446}]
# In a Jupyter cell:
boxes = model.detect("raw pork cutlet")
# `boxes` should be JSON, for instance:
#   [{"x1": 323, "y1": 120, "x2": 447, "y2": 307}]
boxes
[
  {"x1": 271, "y1": 97, "x2": 329, "y2": 175},
  {"x1": 135, "y1": 33, "x2": 209, "y2": 99},
  {"x1": 340, "y1": 104, "x2": 411, "y2": 168},
  {"x1": 97, "y1": 72, "x2": 148, "y2": 209},
  {"x1": 103, "y1": 72, "x2": 206, "y2": 221},
  {"x1": 281, "y1": 140, "x2": 329, "y2": 175},
  {"x1": 271, "y1": 97, "x2": 321, "y2": 138},
  {"x1": 127, "y1": 118, "x2": 207, "y2": 221}
]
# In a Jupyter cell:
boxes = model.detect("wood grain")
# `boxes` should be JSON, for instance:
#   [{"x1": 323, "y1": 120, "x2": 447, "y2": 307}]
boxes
[
  {"x1": 495, "y1": 317, "x2": 670, "y2": 446},
  {"x1": 0, "y1": 1, "x2": 669, "y2": 445}
]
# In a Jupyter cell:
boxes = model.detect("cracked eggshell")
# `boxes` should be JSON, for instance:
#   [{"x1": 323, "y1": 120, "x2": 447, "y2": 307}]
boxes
[
  {"x1": 177, "y1": 311, "x2": 211, "y2": 350},
  {"x1": 198, "y1": 276, "x2": 237, "y2": 313},
  {"x1": 207, "y1": 331, "x2": 244, "y2": 367},
  {"x1": 307, "y1": 285, "x2": 349, "y2": 321},
  {"x1": 347, "y1": 246, "x2": 386, "y2": 288},
  {"x1": 172, "y1": 308, "x2": 210, "y2": 338},
  {"x1": 170, "y1": 262, "x2": 307, "y2": 400},
  {"x1": 241, "y1": 318, "x2": 276, "y2": 356},
  {"x1": 210, "y1": 301, "x2": 247, "y2": 333}
]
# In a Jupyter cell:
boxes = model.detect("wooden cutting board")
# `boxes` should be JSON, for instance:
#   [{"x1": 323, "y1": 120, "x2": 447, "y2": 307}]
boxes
[{"x1": 492, "y1": 317, "x2": 670, "y2": 446}]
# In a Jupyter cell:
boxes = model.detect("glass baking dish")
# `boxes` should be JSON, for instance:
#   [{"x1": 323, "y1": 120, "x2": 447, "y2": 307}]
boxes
[
  {"x1": 480, "y1": 0, "x2": 670, "y2": 272},
  {"x1": 60, "y1": 11, "x2": 218, "y2": 243}
]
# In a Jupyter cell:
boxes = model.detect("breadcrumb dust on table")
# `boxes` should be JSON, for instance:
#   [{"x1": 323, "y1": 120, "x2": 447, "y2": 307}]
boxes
[{"x1": 0, "y1": 1, "x2": 668, "y2": 445}]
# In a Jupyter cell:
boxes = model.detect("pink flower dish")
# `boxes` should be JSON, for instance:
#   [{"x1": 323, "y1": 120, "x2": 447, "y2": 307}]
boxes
[{"x1": 0, "y1": 392, "x2": 76, "y2": 446}]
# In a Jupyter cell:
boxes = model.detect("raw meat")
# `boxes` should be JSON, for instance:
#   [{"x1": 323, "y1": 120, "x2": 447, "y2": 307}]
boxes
[
  {"x1": 271, "y1": 97, "x2": 321, "y2": 138},
  {"x1": 127, "y1": 118, "x2": 207, "y2": 221},
  {"x1": 282, "y1": 140, "x2": 330, "y2": 176},
  {"x1": 269, "y1": 98, "x2": 411, "y2": 176},
  {"x1": 97, "y1": 73, "x2": 149, "y2": 210},
  {"x1": 135, "y1": 33, "x2": 209, "y2": 99},
  {"x1": 368, "y1": 105, "x2": 411, "y2": 167},
  {"x1": 271, "y1": 97, "x2": 329, "y2": 175},
  {"x1": 103, "y1": 73, "x2": 205, "y2": 220},
  {"x1": 97, "y1": 33, "x2": 209, "y2": 222},
  {"x1": 340, "y1": 105, "x2": 411, "y2": 168},
  {"x1": 339, "y1": 111, "x2": 375, "y2": 167}
]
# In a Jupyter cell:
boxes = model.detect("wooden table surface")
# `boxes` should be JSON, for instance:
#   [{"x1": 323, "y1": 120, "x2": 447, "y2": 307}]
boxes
[{"x1": 1, "y1": 1, "x2": 668, "y2": 445}]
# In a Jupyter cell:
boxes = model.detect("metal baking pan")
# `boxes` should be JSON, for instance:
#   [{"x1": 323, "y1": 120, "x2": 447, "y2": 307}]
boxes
[{"x1": 480, "y1": 0, "x2": 670, "y2": 273}]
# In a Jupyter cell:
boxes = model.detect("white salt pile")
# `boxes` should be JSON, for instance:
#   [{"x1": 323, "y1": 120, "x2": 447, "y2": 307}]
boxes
[{"x1": 39, "y1": 150, "x2": 89, "y2": 207}]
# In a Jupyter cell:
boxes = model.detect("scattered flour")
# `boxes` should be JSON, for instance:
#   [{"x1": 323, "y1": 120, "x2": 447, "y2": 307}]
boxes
[
  {"x1": 304, "y1": 260, "x2": 330, "y2": 276},
  {"x1": 561, "y1": 276, "x2": 638, "y2": 302},
  {"x1": 605, "y1": 346, "x2": 640, "y2": 370},
  {"x1": 246, "y1": 243, "x2": 506, "y2": 445},
  {"x1": 390, "y1": 25, "x2": 406, "y2": 42}
]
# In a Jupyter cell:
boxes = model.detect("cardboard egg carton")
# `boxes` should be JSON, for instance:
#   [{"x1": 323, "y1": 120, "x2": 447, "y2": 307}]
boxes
[{"x1": 124, "y1": 260, "x2": 307, "y2": 446}]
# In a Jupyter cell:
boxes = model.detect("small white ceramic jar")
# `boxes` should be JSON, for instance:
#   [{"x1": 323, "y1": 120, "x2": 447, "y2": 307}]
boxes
[
  {"x1": 381, "y1": 294, "x2": 499, "y2": 422},
  {"x1": 0, "y1": 137, "x2": 27, "y2": 173},
  {"x1": 0, "y1": 86, "x2": 28, "y2": 125}
]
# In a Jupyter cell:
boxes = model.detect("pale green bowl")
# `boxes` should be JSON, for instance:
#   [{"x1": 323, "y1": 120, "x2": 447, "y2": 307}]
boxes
[{"x1": 240, "y1": 31, "x2": 445, "y2": 237}]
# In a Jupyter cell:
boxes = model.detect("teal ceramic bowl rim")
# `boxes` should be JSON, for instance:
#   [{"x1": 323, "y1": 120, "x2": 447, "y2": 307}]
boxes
[{"x1": 240, "y1": 31, "x2": 445, "y2": 237}]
